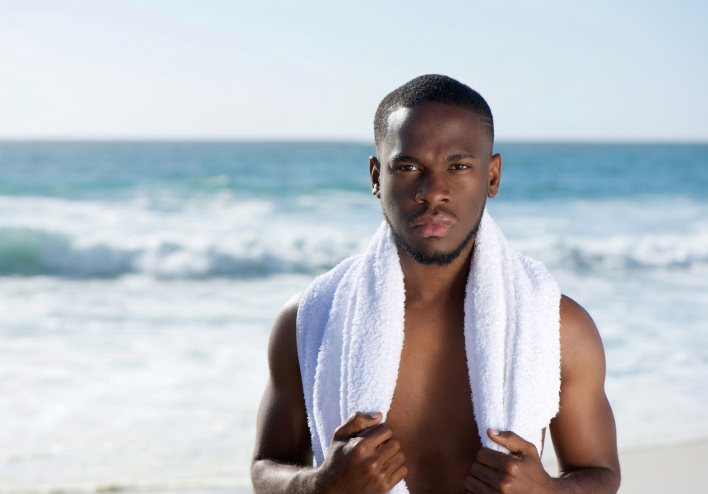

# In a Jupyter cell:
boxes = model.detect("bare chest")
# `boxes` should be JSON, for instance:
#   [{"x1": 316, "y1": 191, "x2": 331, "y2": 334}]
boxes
[{"x1": 386, "y1": 305, "x2": 482, "y2": 494}]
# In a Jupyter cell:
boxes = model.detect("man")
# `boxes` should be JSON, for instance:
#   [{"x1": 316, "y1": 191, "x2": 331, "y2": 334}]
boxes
[{"x1": 251, "y1": 75, "x2": 620, "y2": 493}]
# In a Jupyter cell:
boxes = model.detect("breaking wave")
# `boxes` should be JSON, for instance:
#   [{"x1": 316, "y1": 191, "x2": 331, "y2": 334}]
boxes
[
  {"x1": 1, "y1": 226, "x2": 708, "y2": 279},
  {"x1": 0, "y1": 227, "x2": 365, "y2": 278},
  {"x1": 519, "y1": 232, "x2": 708, "y2": 272}
]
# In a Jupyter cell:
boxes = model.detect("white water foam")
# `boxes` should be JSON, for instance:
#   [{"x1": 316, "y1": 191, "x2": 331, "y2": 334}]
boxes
[
  {"x1": 3, "y1": 225, "x2": 708, "y2": 278},
  {"x1": 0, "y1": 195, "x2": 377, "y2": 278},
  {"x1": 2, "y1": 195, "x2": 708, "y2": 278},
  {"x1": 0, "y1": 274, "x2": 312, "y2": 492}
]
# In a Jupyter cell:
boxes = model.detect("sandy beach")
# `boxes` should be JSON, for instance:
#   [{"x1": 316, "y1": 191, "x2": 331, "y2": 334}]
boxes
[
  {"x1": 145, "y1": 437, "x2": 708, "y2": 494},
  {"x1": 542, "y1": 437, "x2": 708, "y2": 493},
  {"x1": 149, "y1": 437, "x2": 708, "y2": 493},
  {"x1": 617, "y1": 439, "x2": 708, "y2": 493},
  {"x1": 209, "y1": 438, "x2": 708, "y2": 493}
]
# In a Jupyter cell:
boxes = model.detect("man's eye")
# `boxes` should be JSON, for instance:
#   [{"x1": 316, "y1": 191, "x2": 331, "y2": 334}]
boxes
[
  {"x1": 397, "y1": 165, "x2": 417, "y2": 172},
  {"x1": 450, "y1": 164, "x2": 470, "y2": 170}
]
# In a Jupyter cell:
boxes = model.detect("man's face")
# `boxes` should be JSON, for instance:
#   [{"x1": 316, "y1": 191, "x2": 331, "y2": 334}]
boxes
[{"x1": 370, "y1": 102, "x2": 501, "y2": 266}]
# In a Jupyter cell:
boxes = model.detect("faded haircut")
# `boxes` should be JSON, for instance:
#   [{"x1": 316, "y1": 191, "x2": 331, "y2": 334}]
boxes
[{"x1": 374, "y1": 74, "x2": 494, "y2": 146}]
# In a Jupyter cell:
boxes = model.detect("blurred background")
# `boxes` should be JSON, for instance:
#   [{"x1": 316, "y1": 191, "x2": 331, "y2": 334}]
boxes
[{"x1": 1, "y1": 1, "x2": 707, "y2": 493}]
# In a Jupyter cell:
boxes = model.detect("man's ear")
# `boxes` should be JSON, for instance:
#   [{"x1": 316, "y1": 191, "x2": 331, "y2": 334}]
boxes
[
  {"x1": 369, "y1": 156, "x2": 381, "y2": 198},
  {"x1": 487, "y1": 153, "x2": 502, "y2": 198}
]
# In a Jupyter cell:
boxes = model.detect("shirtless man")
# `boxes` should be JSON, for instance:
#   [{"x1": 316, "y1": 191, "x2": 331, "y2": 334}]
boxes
[{"x1": 251, "y1": 75, "x2": 620, "y2": 493}]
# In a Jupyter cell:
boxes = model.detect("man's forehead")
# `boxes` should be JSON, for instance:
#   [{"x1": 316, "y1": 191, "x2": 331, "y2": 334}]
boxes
[{"x1": 382, "y1": 103, "x2": 491, "y2": 154}]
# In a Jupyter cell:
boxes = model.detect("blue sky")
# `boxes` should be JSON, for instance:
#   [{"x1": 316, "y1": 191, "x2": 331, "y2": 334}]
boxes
[{"x1": 1, "y1": 0, "x2": 706, "y2": 141}]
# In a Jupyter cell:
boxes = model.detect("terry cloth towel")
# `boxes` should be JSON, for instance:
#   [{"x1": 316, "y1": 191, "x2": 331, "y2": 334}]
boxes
[{"x1": 296, "y1": 209, "x2": 561, "y2": 493}]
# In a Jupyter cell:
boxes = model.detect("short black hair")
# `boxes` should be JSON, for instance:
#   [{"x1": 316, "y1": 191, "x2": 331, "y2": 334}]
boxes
[{"x1": 374, "y1": 74, "x2": 494, "y2": 147}]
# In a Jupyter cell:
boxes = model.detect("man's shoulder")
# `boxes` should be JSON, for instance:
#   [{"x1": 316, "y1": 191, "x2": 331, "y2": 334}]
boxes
[
  {"x1": 558, "y1": 294, "x2": 606, "y2": 384},
  {"x1": 267, "y1": 290, "x2": 305, "y2": 376},
  {"x1": 271, "y1": 254, "x2": 361, "y2": 352},
  {"x1": 278, "y1": 290, "x2": 305, "y2": 325},
  {"x1": 558, "y1": 294, "x2": 601, "y2": 343}
]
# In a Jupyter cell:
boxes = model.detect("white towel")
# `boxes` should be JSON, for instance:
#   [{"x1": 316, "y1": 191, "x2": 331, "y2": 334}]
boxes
[{"x1": 296, "y1": 210, "x2": 560, "y2": 493}]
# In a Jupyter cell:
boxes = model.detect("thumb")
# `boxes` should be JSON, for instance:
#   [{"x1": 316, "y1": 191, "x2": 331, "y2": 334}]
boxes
[
  {"x1": 487, "y1": 429, "x2": 538, "y2": 457},
  {"x1": 333, "y1": 411, "x2": 383, "y2": 440}
]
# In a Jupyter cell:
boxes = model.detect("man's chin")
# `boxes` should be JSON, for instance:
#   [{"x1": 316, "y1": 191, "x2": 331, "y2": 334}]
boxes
[{"x1": 390, "y1": 229, "x2": 476, "y2": 267}]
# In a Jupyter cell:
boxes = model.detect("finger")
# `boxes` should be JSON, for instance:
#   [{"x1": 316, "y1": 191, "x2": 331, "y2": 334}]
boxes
[
  {"x1": 333, "y1": 411, "x2": 383, "y2": 440},
  {"x1": 372, "y1": 436, "x2": 401, "y2": 462},
  {"x1": 387, "y1": 463, "x2": 408, "y2": 489},
  {"x1": 470, "y1": 461, "x2": 504, "y2": 489},
  {"x1": 357, "y1": 422, "x2": 394, "y2": 449},
  {"x1": 476, "y1": 446, "x2": 512, "y2": 471},
  {"x1": 464, "y1": 474, "x2": 494, "y2": 494},
  {"x1": 382, "y1": 450, "x2": 405, "y2": 475},
  {"x1": 487, "y1": 429, "x2": 537, "y2": 457}
]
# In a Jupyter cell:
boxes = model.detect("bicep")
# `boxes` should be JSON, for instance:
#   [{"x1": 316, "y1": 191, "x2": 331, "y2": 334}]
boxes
[
  {"x1": 549, "y1": 295, "x2": 619, "y2": 475},
  {"x1": 252, "y1": 292, "x2": 313, "y2": 466}
]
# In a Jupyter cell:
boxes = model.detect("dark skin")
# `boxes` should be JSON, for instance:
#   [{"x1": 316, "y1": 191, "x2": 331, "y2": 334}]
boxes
[{"x1": 251, "y1": 102, "x2": 620, "y2": 493}]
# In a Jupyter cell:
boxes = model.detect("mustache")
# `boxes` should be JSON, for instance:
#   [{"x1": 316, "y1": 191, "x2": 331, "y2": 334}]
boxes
[{"x1": 409, "y1": 206, "x2": 459, "y2": 222}]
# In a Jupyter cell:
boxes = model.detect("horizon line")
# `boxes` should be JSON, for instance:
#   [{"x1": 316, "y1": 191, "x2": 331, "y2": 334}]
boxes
[{"x1": 1, "y1": 137, "x2": 707, "y2": 145}]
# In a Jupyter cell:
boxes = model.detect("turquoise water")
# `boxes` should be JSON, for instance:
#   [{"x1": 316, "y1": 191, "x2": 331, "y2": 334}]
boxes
[
  {"x1": 2, "y1": 141, "x2": 706, "y2": 200},
  {"x1": 1, "y1": 141, "x2": 707, "y2": 492}
]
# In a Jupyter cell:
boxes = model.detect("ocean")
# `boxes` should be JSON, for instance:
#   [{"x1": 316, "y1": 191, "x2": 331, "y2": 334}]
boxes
[{"x1": 1, "y1": 141, "x2": 707, "y2": 492}]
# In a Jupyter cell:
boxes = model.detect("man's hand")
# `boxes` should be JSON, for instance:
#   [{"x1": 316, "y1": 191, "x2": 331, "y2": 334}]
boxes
[
  {"x1": 315, "y1": 411, "x2": 407, "y2": 494},
  {"x1": 465, "y1": 429, "x2": 553, "y2": 494}
]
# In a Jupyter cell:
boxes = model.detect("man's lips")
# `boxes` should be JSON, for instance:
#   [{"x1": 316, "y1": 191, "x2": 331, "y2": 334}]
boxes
[{"x1": 411, "y1": 214, "x2": 454, "y2": 237}]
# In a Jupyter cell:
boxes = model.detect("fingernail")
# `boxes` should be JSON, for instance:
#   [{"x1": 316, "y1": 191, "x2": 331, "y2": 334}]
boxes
[
  {"x1": 370, "y1": 412, "x2": 382, "y2": 418},
  {"x1": 490, "y1": 429, "x2": 500, "y2": 436}
]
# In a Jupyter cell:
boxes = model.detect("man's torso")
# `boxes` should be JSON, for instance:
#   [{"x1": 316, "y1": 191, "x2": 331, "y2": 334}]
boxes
[{"x1": 386, "y1": 294, "x2": 481, "y2": 494}]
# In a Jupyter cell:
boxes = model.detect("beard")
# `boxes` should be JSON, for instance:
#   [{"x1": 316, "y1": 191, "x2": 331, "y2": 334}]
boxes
[{"x1": 385, "y1": 210, "x2": 481, "y2": 267}]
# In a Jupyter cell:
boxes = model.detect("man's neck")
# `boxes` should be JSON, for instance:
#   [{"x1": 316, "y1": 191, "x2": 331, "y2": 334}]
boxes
[{"x1": 397, "y1": 240, "x2": 475, "y2": 305}]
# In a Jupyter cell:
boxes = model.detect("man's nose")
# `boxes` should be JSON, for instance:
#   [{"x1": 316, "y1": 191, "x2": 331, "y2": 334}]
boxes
[{"x1": 415, "y1": 171, "x2": 451, "y2": 205}]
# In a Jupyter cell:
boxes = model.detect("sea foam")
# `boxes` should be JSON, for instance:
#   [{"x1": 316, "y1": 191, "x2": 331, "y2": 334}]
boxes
[{"x1": 1, "y1": 224, "x2": 706, "y2": 278}]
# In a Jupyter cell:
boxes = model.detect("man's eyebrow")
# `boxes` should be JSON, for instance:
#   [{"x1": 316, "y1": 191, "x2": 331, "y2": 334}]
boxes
[
  {"x1": 446, "y1": 153, "x2": 478, "y2": 162},
  {"x1": 389, "y1": 154, "x2": 422, "y2": 164}
]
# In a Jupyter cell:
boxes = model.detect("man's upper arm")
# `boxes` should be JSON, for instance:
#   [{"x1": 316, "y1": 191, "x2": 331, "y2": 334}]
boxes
[
  {"x1": 252, "y1": 290, "x2": 313, "y2": 466},
  {"x1": 549, "y1": 295, "x2": 620, "y2": 476}
]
